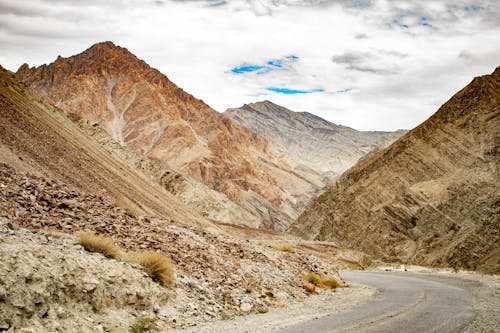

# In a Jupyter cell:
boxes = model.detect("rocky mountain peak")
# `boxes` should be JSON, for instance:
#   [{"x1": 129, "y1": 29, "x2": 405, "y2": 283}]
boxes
[
  {"x1": 225, "y1": 102, "x2": 404, "y2": 179},
  {"x1": 14, "y1": 42, "x2": 323, "y2": 230}
]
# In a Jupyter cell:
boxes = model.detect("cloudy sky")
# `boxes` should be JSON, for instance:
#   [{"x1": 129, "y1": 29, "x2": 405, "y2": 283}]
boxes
[{"x1": 0, "y1": 0, "x2": 499, "y2": 131}]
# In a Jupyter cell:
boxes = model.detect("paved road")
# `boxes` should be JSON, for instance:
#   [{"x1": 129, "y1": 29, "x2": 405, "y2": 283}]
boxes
[{"x1": 274, "y1": 271, "x2": 475, "y2": 333}]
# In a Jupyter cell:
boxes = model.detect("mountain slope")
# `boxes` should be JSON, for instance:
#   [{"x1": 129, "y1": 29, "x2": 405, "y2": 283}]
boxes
[
  {"x1": 15, "y1": 42, "x2": 315, "y2": 229},
  {"x1": 225, "y1": 101, "x2": 404, "y2": 183},
  {"x1": 0, "y1": 65, "x2": 212, "y2": 229},
  {"x1": 289, "y1": 67, "x2": 500, "y2": 273}
]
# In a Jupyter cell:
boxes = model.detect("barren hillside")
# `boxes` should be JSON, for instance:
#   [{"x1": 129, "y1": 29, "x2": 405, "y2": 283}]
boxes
[{"x1": 289, "y1": 67, "x2": 500, "y2": 274}]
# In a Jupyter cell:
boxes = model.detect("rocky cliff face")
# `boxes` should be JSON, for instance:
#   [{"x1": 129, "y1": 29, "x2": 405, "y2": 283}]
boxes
[
  {"x1": 289, "y1": 68, "x2": 500, "y2": 274},
  {"x1": 225, "y1": 101, "x2": 404, "y2": 183},
  {"x1": 15, "y1": 42, "x2": 313, "y2": 229}
]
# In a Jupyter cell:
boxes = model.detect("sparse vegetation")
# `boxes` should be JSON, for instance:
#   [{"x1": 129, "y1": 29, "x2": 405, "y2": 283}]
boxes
[
  {"x1": 75, "y1": 232, "x2": 175, "y2": 287},
  {"x1": 271, "y1": 243, "x2": 295, "y2": 253},
  {"x1": 76, "y1": 231, "x2": 122, "y2": 259},
  {"x1": 111, "y1": 195, "x2": 140, "y2": 217},
  {"x1": 319, "y1": 277, "x2": 342, "y2": 289},
  {"x1": 134, "y1": 251, "x2": 175, "y2": 287},
  {"x1": 301, "y1": 272, "x2": 342, "y2": 290},
  {"x1": 130, "y1": 316, "x2": 158, "y2": 333},
  {"x1": 301, "y1": 272, "x2": 320, "y2": 286}
]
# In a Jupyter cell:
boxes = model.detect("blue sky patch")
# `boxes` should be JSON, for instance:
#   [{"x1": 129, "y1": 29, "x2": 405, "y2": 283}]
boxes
[
  {"x1": 420, "y1": 16, "x2": 432, "y2": 27},
  {"x1": 231, "y1": 65, "x2": 267, "y2": 74},
  {"x1": 230, "y1": 55, "x2": 299, "y2": 75},
  {"x1": 464, "y1": 5, "x2": 484, "y2": 12},
  {"x1": 266, "y1": 87, "x2": 325, "y2": 95}
]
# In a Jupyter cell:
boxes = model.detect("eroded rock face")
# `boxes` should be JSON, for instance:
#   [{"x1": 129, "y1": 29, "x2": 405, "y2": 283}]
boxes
[
  {"x1": 0, "y1": 218, "x2": 171, "y2": 333},
  {"x1": 289, "y1": 67, "x2": 500, "y2": 274},
  {"x1": 225, "y1": 101, "x2": 405, "y2": 184},
  {"x1": 15, "y1": 42, "x2": 314, "y2": 229}
]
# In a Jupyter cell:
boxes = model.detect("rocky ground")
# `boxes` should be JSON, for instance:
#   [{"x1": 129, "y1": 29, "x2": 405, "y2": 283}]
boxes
[
  {"x1": 0, "y1": 218, "x2": 171, "y2": 333},
  {"x1": 0, "y1": 163, "x2": 351, "y2": 332}
]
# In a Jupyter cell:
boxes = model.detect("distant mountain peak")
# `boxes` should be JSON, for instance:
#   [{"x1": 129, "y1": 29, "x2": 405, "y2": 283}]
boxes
[{"x1": 225, "y1": 101, "x2": 404, "y2": 178}]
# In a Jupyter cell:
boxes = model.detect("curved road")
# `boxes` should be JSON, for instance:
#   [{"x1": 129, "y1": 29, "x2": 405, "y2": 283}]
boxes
[{"x1": 274, "y1": 271, "x2": 475, "y2": 333}]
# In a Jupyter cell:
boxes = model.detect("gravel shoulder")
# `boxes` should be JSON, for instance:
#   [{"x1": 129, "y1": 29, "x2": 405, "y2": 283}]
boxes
[{"x1": 166, "y1": 283, "x2": 376, "y2": 333}]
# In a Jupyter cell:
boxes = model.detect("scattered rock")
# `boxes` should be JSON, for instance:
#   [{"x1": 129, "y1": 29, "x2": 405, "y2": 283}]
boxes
[{"x1": 240, "y1": 303, "x2": 252, "y2": 313}]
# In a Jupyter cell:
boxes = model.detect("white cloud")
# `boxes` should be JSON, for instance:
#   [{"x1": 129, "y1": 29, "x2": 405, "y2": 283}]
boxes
[{"x1": 0, "y1": 0, "x2": 498, "y2": 130}]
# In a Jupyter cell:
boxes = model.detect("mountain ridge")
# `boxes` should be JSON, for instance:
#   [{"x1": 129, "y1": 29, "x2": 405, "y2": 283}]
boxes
[
  {"x1": 288, "y1": 67, "x2": 500, "y2": 273},
  {"x1": 225, "y1": 100, "x2": 405, "y2": 181}
]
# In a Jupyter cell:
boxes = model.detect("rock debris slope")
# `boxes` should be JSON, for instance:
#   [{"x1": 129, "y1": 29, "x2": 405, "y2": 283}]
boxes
[
  {"x1": 225, "y1": 100, "x2": 405, "y2": 184},
  {"x1": 16, "y1": 42, "x2": 318, "y2": 229},
  {"x1": 289, "y1": 67, "x2": 500, "y2": 274},
  {"x1": 0, "y1": 163, "x2": 342, "y2": 332}
]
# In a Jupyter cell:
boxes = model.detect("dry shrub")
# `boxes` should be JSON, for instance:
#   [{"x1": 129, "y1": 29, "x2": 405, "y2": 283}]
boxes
[
  {"x1": 301, "y1": 272, "x2": 320, "y2": 286},
  {"x1": 271, "y1": 243, "x2": 295, "y2": 253},
  {"x1": 111, "y1": 195, "x2": 140, "y2": 217},
  {"x1": 75, "y1": 232, "x2": 175, "y2": 288},
  {"x1": 303, "y1": 283, "x2": 316, "y2": 293},
  {"x1": 319, "y1": 277, "x2": 342, "y2": 289},
  {"x1": 76, "y1": 231, "x2": 122, "y2": 259},
  {"x1": 301, "y1": 272, "x2": 342, "y2": 289},
  {"x1": 134, "y1": 251, "x2": 175, "y2": 287}
]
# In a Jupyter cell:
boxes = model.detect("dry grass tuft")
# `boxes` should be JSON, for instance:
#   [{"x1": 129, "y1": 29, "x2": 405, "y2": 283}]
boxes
[
  {"x1": 303, "y1": 282, "x2": 316, "y2": 293},
  {"x1": 75, "y1": 232, "x2": 175, "y2": 288},
  {"x1": 319, "y1": 277, "x2": 342, "y2": 289},
  {"x1": 301, "y1": 272, "x2": 343, "y2": 289},
  {"x1": 134, "y1": 251, "x2": 175, "y2": 287},
  {"x1": 301, "y1": 272, "x2": 320, "y2": 286},
  {"x1": 271, "y1": 243, "x2": 295, "y2": 253},
  {"x1": 111, "y1": 195, "x2": 140, "y2": 218},
  {"x1": 76, "y1": 231, "x2": 122, "y2": 259}
]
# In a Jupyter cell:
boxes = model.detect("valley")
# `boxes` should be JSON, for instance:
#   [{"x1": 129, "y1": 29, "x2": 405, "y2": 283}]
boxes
[{"x1": 0, "y1": 41, "x2": 498, "y2": 333}]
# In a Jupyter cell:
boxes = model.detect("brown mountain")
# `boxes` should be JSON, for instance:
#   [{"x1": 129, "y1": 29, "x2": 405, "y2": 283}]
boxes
[
  {"x1": 0, "y1": 65, "x2": 211, "y2": 229},
  {"x1": 15, "y1": 41, "x2": 314, "y2": 229},
  {"x1": 225, "y1": 100, "x2": 405, "y2": 184},
  {"x1": 288, "y1": 67, "x2": 500, "y2": 273}
]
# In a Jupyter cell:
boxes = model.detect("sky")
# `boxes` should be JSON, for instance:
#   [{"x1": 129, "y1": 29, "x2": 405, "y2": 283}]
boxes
[{"x1": 0, "y1": 0, "x2": 499, "y2": 131}]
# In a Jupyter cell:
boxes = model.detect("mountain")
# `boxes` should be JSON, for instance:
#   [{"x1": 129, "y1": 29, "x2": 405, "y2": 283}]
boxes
[
  {"x1": 0, "y1": 65, "x2": 210, "y2": 229},
  {"x1": 288, "y1": 67, "x2": 500, "y2": 273},
  {"x1": 15, "y1": 41, "x2": 314, "y2": 229},
  {"x1": 225, "y1": 101, "x2": 405, "y2": 183},
  {"x1": 76, "y1": 120, "x2": 263, "y2": 228}
]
